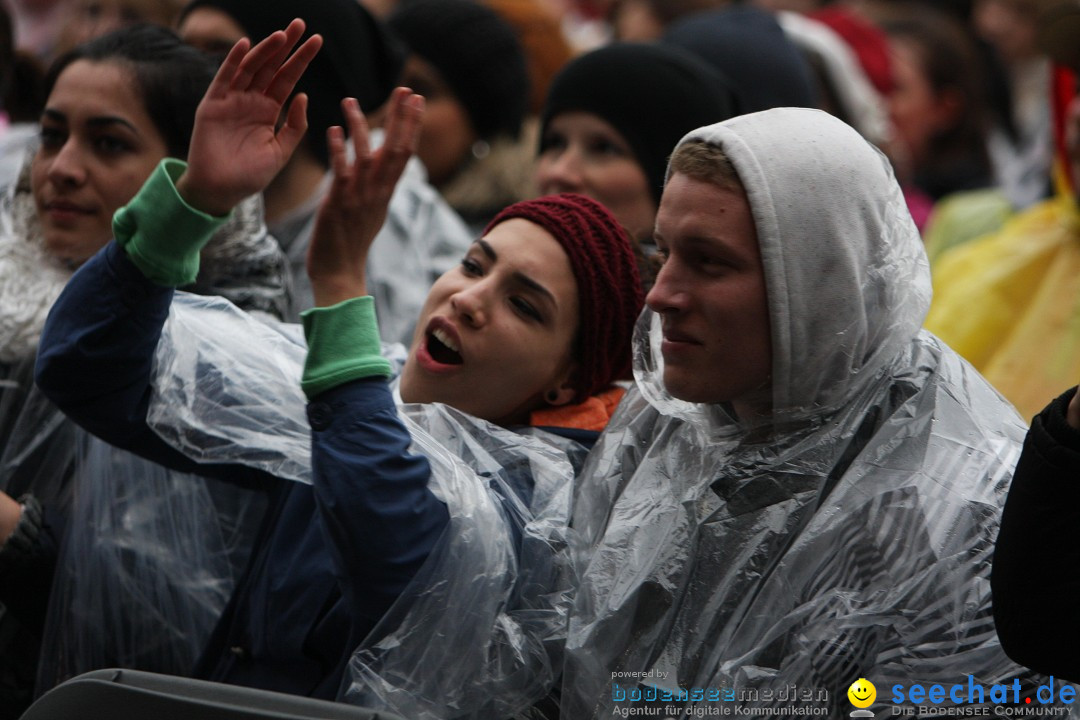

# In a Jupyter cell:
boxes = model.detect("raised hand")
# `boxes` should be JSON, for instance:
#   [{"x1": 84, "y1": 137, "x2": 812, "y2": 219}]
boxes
[
  {"x1": 176, "y1": 19, "x2": 322, "y2": 217},
  {"x1": 307, "y1": 88, "x2": 425, "y2": 307}
]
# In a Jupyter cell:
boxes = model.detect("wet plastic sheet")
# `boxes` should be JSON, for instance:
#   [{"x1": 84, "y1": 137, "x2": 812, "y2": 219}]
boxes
[
  {"x1": 147, "y1": 293, "x2": 578, "y2": 718},
  {"x1": 35, "y1": 432, "x2": 265, "y2": 690},
  {"x1": 564, "y1": 324, "x2": 1033, "y2": 716}
]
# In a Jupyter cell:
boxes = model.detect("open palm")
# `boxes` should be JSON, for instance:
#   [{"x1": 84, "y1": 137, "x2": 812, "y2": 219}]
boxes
[
  {"x1": 177, "y1": 19, "x2": 322, "y2": 217},
  {"x1": 307, "y1": 88, "x2": 424, "y2": 307}
]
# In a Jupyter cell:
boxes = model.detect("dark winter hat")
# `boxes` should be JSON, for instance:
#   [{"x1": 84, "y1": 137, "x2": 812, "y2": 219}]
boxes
[
  {"x1": 540, "y1": 42, "x2": 739, "y2": 206},
  {"x1": 663, "y1": 5, "x2": 818, "y2": 114},
  {"x1": 179, "y1": 0, "x2": 404, "y2": 167},
  {"x1": 388, "y1": 0, "x2": 529, "y2": 141},
  {"x1": 485, "y1": 193, "x2": 645, "y2": 403}
]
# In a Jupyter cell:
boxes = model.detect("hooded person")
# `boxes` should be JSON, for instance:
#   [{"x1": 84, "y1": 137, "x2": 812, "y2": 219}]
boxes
[
  {"x1": 560, "y1": 108, "x2": 1052, "y2": 717},
  {"x1": 177, "y1": 0, "x2": 475, "y2": 339}
]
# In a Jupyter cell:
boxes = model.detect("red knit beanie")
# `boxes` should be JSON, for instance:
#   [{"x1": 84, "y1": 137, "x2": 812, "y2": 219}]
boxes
[{"x1": 484, "y1": 193, "x2": 645, "y2": 404}]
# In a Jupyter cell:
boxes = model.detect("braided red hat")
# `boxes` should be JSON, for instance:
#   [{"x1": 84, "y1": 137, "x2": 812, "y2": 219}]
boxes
[{"x1": 484, "y1": 193, "x2": 645, "y2": 403}]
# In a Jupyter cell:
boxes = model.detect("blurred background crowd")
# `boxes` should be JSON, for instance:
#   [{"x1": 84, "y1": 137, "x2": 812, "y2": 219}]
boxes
[{"x1": 1, "y1": 0, "x2": 1078, "y2": 715}]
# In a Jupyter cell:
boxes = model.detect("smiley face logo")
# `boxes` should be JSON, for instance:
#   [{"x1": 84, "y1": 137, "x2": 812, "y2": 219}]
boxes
[{"x1": 848, "y1": 678, "x2": 876, "y2": 709}]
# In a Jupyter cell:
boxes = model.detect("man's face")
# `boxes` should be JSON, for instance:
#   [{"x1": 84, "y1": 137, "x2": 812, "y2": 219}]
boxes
[{"x1": 647, "y1": 172, "x2": 772, "y2": 414}]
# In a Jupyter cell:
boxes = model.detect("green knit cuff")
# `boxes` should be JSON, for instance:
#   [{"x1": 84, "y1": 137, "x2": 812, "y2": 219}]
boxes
[
  {"x1": 113, "y1": 158, "x2": 230, "y2": 287},
  {"x1": 301, "y1": 296, "x2": 392, "y2": 400}
]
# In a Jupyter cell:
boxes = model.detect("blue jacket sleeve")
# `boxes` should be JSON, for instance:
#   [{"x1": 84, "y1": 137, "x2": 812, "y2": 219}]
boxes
[
  {"x1": 35, "y1": 242, "x2": 263, "y2": 482},
  {"x1": 306, "y1": 380, "x2": 450, "y2": 625}
]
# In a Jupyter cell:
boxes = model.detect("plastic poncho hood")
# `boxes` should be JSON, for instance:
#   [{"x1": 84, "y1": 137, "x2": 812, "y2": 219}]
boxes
[{"x1": 563, "y1": 109, "x2": 1046, "y2": 716}]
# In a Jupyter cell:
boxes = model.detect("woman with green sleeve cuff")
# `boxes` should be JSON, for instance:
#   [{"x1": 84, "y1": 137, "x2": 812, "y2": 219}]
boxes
[{"x1": 37, "y1": 16, "x2": 646, "y2": 718}]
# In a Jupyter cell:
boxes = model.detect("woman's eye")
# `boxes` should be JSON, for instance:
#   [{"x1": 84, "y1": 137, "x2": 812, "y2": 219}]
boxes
[
  {"x1": 588, "y1": 138, "x2": 624, "y2": 157},
  {"x1": 511, "y1": 296, "x2": 542, "y2": 322},
  {"x1": 94, "y1": 135, "x2": 132, "y2": 154},
  {"x1": 540, "y1": 132, "x2": 567, "y2": 154},
  {"x1": 460, "y1": 257, "x2": 483, "y2": 276},
  {"x1": 39, "y1": 126, "x2": 65, "y2": 149}
]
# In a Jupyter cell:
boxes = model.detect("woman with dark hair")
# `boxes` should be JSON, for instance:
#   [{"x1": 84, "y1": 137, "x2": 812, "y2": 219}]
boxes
[
  {"x1": 881, "y1": 7, "x2": 995, "y2": 203},
  {"x1": 0, "y1": 23, "x2": 290, "y2": 706}
]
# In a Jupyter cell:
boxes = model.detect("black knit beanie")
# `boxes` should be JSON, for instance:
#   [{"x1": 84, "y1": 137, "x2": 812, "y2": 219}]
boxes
[
  {"x1": 179, "y1": 0, "x2": 404, "y2": 168},
  {"x1": 539, "y1": 42, "x2": 739, "y2": 207},
  {"x1": 663, "y1": 5, "x2": 818, "y2": 114},
  {"x1": 388, "y1": 0, "x2": 528, "y2": 141}
]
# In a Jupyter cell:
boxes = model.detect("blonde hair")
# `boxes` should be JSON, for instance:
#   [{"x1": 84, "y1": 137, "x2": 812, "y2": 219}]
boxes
[{"x1": 667, "y1": 138, "x2": 743, "y2": 193}]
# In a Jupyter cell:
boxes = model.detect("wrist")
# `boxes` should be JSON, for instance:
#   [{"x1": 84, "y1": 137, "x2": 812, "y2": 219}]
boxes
[
  {"x1": 175, "y1": 171, "x2": 237, "y2": 218},
  {"x1": 114, "y1": 159, "x2": 231, "y2": 287},
  {"x1": 311, "y1": 275, "x2": 368, "y2": 307}
]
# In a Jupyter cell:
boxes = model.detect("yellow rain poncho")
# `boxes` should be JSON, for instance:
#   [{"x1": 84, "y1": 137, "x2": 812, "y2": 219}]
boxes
[{"x1": 925, "y1": 184, "x2": 1080, "y2": 422}]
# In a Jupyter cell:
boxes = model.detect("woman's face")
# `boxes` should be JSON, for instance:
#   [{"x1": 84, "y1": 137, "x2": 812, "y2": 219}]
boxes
[
  {"x1": 177, "y1": 6, "x2": 246, "y2": 55},
  {"x1": 400, "y1": 55, "x2": 477, "y2": 188},
  {"x1": 399, "y1": 217, "x2": 580, "y2": 425},
  {"x1": 58, "y1": 0, "x2": 179, "y2": 53},
  {"x1": 886, "y1": 36, "x2": 956, "y2": 175},
  {"x1": 536, "y1": 111, "x2": 656, "y2": 240},
  {"x1": 31, "y1": 60, "x2": 169, "y2": 264}
]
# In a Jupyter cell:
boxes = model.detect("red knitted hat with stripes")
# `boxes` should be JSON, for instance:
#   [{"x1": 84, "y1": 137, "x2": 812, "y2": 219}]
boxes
[{"x1": 485, "y1": 193, "x2": 645, "y2": 403}]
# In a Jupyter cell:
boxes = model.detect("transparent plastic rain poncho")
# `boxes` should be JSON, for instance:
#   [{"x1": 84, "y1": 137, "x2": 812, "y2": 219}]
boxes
[
  {"x1": 34, "y1": 434, "x2": 267, "y2": 691},
  {"x1": 562, "y1": 109, "x2": 1047, "y2": 717},
  {"x1": 138, "y1": 293, "x2": 578, "y2": 719},
  {"x1": 0, "y1": 153, "x2": 289, "y2": 691}
]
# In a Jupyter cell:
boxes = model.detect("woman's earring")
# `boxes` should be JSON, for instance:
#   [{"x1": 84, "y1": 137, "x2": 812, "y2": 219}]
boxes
[
  {"x1": 545, "y1": 389, "x2": 560, "y2": 404},
  {"x1": 471, "y1": 140, "x2": 490, "y2": 160}
]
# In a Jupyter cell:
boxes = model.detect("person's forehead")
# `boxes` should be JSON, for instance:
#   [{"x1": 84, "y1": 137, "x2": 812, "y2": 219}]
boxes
[{"x1": 657, "y1": 173, "x2": 757, "y2": 242}]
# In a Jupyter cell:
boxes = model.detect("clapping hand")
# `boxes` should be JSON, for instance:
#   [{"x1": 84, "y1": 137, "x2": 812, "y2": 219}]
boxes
[
  {"x1": 177, "y1": 19, "x2": 322, "y2": 217},
  {"x1": 307, "y1": 88, "x2": 425, "y2": 307}
]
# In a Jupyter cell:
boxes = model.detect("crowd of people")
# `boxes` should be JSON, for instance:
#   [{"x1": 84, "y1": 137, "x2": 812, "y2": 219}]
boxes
[{"x1": 0, "y1": 0, "x2": 1078, "y2": 718}]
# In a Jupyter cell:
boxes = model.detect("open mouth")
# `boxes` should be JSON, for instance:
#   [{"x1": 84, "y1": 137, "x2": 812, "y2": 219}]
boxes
[{"x1": 426, "y1": 327, "x2": 463, "y2": 365}]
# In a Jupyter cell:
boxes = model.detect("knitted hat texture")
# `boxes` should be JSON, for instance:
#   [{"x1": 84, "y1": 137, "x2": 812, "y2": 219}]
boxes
[{"x1": 485, "y1": 193, "x2": 644, "y2": 402}]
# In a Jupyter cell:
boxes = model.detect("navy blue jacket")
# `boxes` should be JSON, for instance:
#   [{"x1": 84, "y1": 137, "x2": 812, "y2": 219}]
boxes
[{"x1": 35, "y1": 242, "x2": 450, "y2": 699}]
